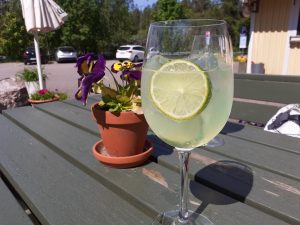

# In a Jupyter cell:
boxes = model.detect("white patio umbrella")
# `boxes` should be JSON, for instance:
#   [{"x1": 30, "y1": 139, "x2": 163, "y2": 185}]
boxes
[{"x1": 20, "y1": 0, "x2": 67, "y2": 89}]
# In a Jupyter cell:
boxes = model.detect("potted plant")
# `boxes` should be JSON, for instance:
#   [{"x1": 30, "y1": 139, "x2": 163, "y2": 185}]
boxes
[
  {"x1": 16, "y1": 68, "x2": 47, "y2": 97},
  {"x1": 234, "y1": 54, "x2": 247, "y2": 73},
  {"x1": 75, "y1": 53, "x2": 152, "y2": 168},
  {"x1": 28, "y1": 89, "x2": 60, "y2": 105},
  {"x1": 28, "y1": 88, "x2": 68, "y2": 105}
]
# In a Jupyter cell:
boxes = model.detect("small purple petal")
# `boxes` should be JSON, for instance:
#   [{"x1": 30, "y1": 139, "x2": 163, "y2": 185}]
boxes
[
  {"x1": 134, "y1": 62, "x2": 143, "y2": 68},
  {"x1": 129, "y1": 70, "x2": 142, "y2": 80},
  {"x1": 92, "y1": 55, "x2": 106, "y2": 76},
  {"x1": 80, "y1": 72, "x2": 105, "y2": 104},
  {"x1": 79, "y1": 55, "x2": 106, "y2": 104},
  {"x1": 76, "y1": 53, "x2": 94, "y2": 75}
]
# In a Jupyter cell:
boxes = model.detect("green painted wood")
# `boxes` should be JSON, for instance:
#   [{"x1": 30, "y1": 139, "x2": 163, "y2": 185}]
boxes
[
  {"x1": 0, "y1": 116, "x2": 152, "y2": 225},
  {"x1": 39, "y1": 101, "x2": 300, "y2": 157},
  {"x1": 206, "y1": 136, "x2": 300, "y2": 180},
  {"x1": 235, "y1": 74, "x2": 300, "y2": 82},
  {"x1": 13, "y1": 102, "x2": 300, "y2": 224},
  {"x1": 1, "y1": 107, "x2": 290, "y2": 225},
  {"x1": 0, "y1": 178, "x2": 35, "y2": 225},
  {"x1": 64, "y1": 95, "x2": 101, "y2": 110},
  {"x1": 32, "y1": 102, "x2": 300, "y2": 180},
  {"x1": 234, "y1": 74, "x2": 300, "y2": 103},
  {"x1": 150, "y1": 131, "x2": 300, "y2": 180},
  {"x1": 230, "y1": 101, "x2": 281, "y2": 124},
  {"x1": 34, "y1": 101, "x2": 99, "y2": 136},
  {"x1": 222, "y1": 122, "x2": 300, "y2": 154},
  {"x1": 149, "y1": 135, "x2": 300, "y2": 225}
]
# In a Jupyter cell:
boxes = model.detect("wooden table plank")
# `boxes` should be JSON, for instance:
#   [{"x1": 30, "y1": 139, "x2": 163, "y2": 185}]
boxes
[
  {"x1": 0, "y1": 178, "x2": 35, "y2": 225},
  {"x1": 35, "y1": 101, "x2": 98, "y2": 136},
  {"x1": 149, "y1": 135, "x2": 300, "y2": 225},
  {"x1": 202, "y1": 134, "x2": 300, "y2": 181},
  {"x1": 37, "y1": 102, "x2": 300, "y2": 182},
  {"x1": 222, "y1": 122, "x2": 300, "y2": 154},
  {"x1": 63, "y1": 95, "x2": 101, "y2": 110},
  {"x1": 230, "y1": 101, "x2": 280, "y2": 124},
  {"x1": 2, "y1": 105, "x2": 292, "y2": 225},
  {"x1": 29, "y1": 101, "x2": 300, "y2": 224},
  {"x1": 0, "y1": 116, "x2": 152, "y2": 225}
]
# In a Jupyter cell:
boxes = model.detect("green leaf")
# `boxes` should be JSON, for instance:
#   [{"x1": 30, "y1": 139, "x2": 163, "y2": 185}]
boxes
[
  {"x1": 116, "y1": 95, "x2": 130, "y2": 104},
  {"x1": 102, "y1": 95, "x2": 112, "y2": 103}
]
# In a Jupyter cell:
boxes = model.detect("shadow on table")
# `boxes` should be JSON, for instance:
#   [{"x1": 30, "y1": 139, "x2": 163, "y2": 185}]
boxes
[
  {"x1": 221, "y1": 122, "x2": 245, "y2": 134},
  {"x1": 147, "y1": 134, "x2": 174, "y2": 159},
  {"x1": 190, "y1": 160, "x2": 253, "y2": 215}
]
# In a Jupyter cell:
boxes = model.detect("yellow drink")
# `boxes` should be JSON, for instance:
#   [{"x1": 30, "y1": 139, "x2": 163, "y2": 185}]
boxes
[{"x1": 141, "y1": 57, "x2": 233, "y2": 149}]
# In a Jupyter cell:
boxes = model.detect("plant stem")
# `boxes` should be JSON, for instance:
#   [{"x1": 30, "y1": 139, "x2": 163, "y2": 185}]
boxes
[{"x1": 105, "y1": 65, "x2": 120, "y2": 92}]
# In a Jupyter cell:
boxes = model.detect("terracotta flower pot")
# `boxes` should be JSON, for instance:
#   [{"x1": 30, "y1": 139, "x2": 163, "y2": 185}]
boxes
[{"x1": 91, "y1": 103, "x2": 149, "y2": 157}]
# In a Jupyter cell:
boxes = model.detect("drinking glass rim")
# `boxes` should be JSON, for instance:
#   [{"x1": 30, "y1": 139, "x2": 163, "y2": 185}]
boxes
[{"x1": 149, "y1": 19, "x2": 226, "y2": 28}]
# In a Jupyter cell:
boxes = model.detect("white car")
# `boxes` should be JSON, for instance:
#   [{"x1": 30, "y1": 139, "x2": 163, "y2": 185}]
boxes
[
  {"x1": 146, "y1": 47, "x2": 159, "y2": 59},
  {"x1": 116, "y1": 45, "x2": 145, "y2": 62},
  {"x1": 55, "y1": 46, "x2": 77, "y2": 63}
]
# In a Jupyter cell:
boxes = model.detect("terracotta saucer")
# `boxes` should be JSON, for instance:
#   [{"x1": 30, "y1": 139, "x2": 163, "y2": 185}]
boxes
[
  {"x1": 28, "y1": 95, "x2": 60, "y2": 105},
  {"x1": 92, "y1": 140, "x2": 153, "y2": 168}
]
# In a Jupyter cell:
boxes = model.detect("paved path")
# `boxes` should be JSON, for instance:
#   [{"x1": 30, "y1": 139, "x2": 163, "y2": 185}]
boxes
[{"x1": 0, "y1": 60, "x2": 117, "y2": 99}]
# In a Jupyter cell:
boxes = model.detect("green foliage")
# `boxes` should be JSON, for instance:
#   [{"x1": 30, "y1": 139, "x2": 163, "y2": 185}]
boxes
[
  {"x1": 0, "y1": 0, "x2": 31, "y2": 60},
  {"x1": 93, "y1": 79, "x2": 140, "y2": 112},
  {"x1": 152, "y1": 0, "x2": 188, "y2": 21},
  {"x1": 30, "y1": 90, "x2": 55, "y2": 100},
  {"x1": 30, "y1": 89, "x2": 67, "y2": 101},
  {"x1": 57, "y1": 92, "x2": 68, "y2": 101},
  {"x1": 0, "y1": 0, "x2": 249, "y2": 58},
  {"x1": 55, "y1": 0, "x2": 103, "y2": 53},
  {"x1": 99, "y1": 94, "x2": 133, "y2": 112},
  {"x1": 187, "y1": 0, "x2": 250, "y2": 51},
  {"x1": 16, "y1": 68, "x2": 47, "y2": 82},
  {"x1": 86, "y1": 59, "x2": 142, "y2": 113}
]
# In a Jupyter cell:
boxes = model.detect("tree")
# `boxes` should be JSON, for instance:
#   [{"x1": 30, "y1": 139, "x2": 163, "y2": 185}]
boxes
[
  {"x1": 188, "y1": 0, "x2": 250, "y2": 50},
  {"x1": 53, "y1": 0, "x2": 104, "y2": 54},
  {"x1": 152, "y1": 0, "x2": 188, "y2": 21},
  {"x1": 184, "y1": 0, "x2": 213, "y2": 18},
  {"x1": 0, "y1": 0, "x2": 249, "y2": 61},
  {"x1": 107, "y1": 0, "x2": 134, "y2": 47},
  {"x1": 129, "y1": 6, "x2": 153, "y2": 45},
  {"x1": 0, "y1": 0, "x2": 30, "y2": 60}
]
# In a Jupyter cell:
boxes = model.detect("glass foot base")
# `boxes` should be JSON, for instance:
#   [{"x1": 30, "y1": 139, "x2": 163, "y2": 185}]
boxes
[{"x1": 151, "y1": 210, "x2": 213, "y2": 225}]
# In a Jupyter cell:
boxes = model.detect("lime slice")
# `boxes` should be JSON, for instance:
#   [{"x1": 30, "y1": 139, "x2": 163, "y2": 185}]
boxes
[{"x1": 150, "y1": 59, "x2": 211, "y2": 120}]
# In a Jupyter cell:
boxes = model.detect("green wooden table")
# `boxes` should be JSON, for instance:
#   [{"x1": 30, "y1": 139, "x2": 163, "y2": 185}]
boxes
[{"x1": 0, "y1": 97, "x2": 299, "y2": 225}]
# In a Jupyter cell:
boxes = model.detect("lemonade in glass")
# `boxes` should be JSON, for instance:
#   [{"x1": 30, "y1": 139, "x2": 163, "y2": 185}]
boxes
[{"x1": 141, "y1": 19, "x2": 233, "y2": 225}]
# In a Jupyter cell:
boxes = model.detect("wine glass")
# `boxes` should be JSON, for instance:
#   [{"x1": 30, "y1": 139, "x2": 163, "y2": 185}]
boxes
[{"x1": 141, "y1": 19, "x2": 233, "y2": 225}]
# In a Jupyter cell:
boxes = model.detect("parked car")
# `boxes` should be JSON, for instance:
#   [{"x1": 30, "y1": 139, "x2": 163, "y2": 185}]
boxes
[
  {"x1": 146, "y1": 47, "x2": 159, "y2": 59},
  {"x1": 23, "y1": 47, "x2": 48, "y2": 65},
  {"x1": 0, "y1": 55, "x2": 6, "y2": 62},
  {"x1": 116, "y1": 45, "x2": 145, "y2": 62},
  {"x1": 55, "y1": 46, "x2": 77, "y2": 63}
]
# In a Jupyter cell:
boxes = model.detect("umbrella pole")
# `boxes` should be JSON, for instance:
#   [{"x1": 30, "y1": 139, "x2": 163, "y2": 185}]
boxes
[{"x1": 33, "y1": 32, "x2": 44, "y2": 90}]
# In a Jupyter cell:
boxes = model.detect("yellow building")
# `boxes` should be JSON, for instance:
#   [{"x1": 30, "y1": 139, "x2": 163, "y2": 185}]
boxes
[{"x1": 245, "y1": 0, "x2": 300, "y2": 75}]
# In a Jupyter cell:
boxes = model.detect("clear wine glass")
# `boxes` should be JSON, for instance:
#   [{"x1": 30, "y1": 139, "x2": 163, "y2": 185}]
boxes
[{"x1": 141, "y1": 19, "x2": 233, "y2": 225}]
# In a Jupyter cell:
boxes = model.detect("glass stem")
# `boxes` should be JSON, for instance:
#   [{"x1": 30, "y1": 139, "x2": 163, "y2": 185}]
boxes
[{"x1": 177, "y1": 150, "x2": 191, "y2": 222}]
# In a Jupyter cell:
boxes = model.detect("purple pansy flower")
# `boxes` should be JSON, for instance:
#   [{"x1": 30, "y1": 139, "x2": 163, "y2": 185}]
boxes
[
  {"x1": 75, "y1": 54, "x2": 106, "y2": 105},
  {"x1": 76, "y1": 53, "x2": 94, "y2": 76},
  {"x1": 75, "y1": 55, "x2": 143, "y2": 111}
]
